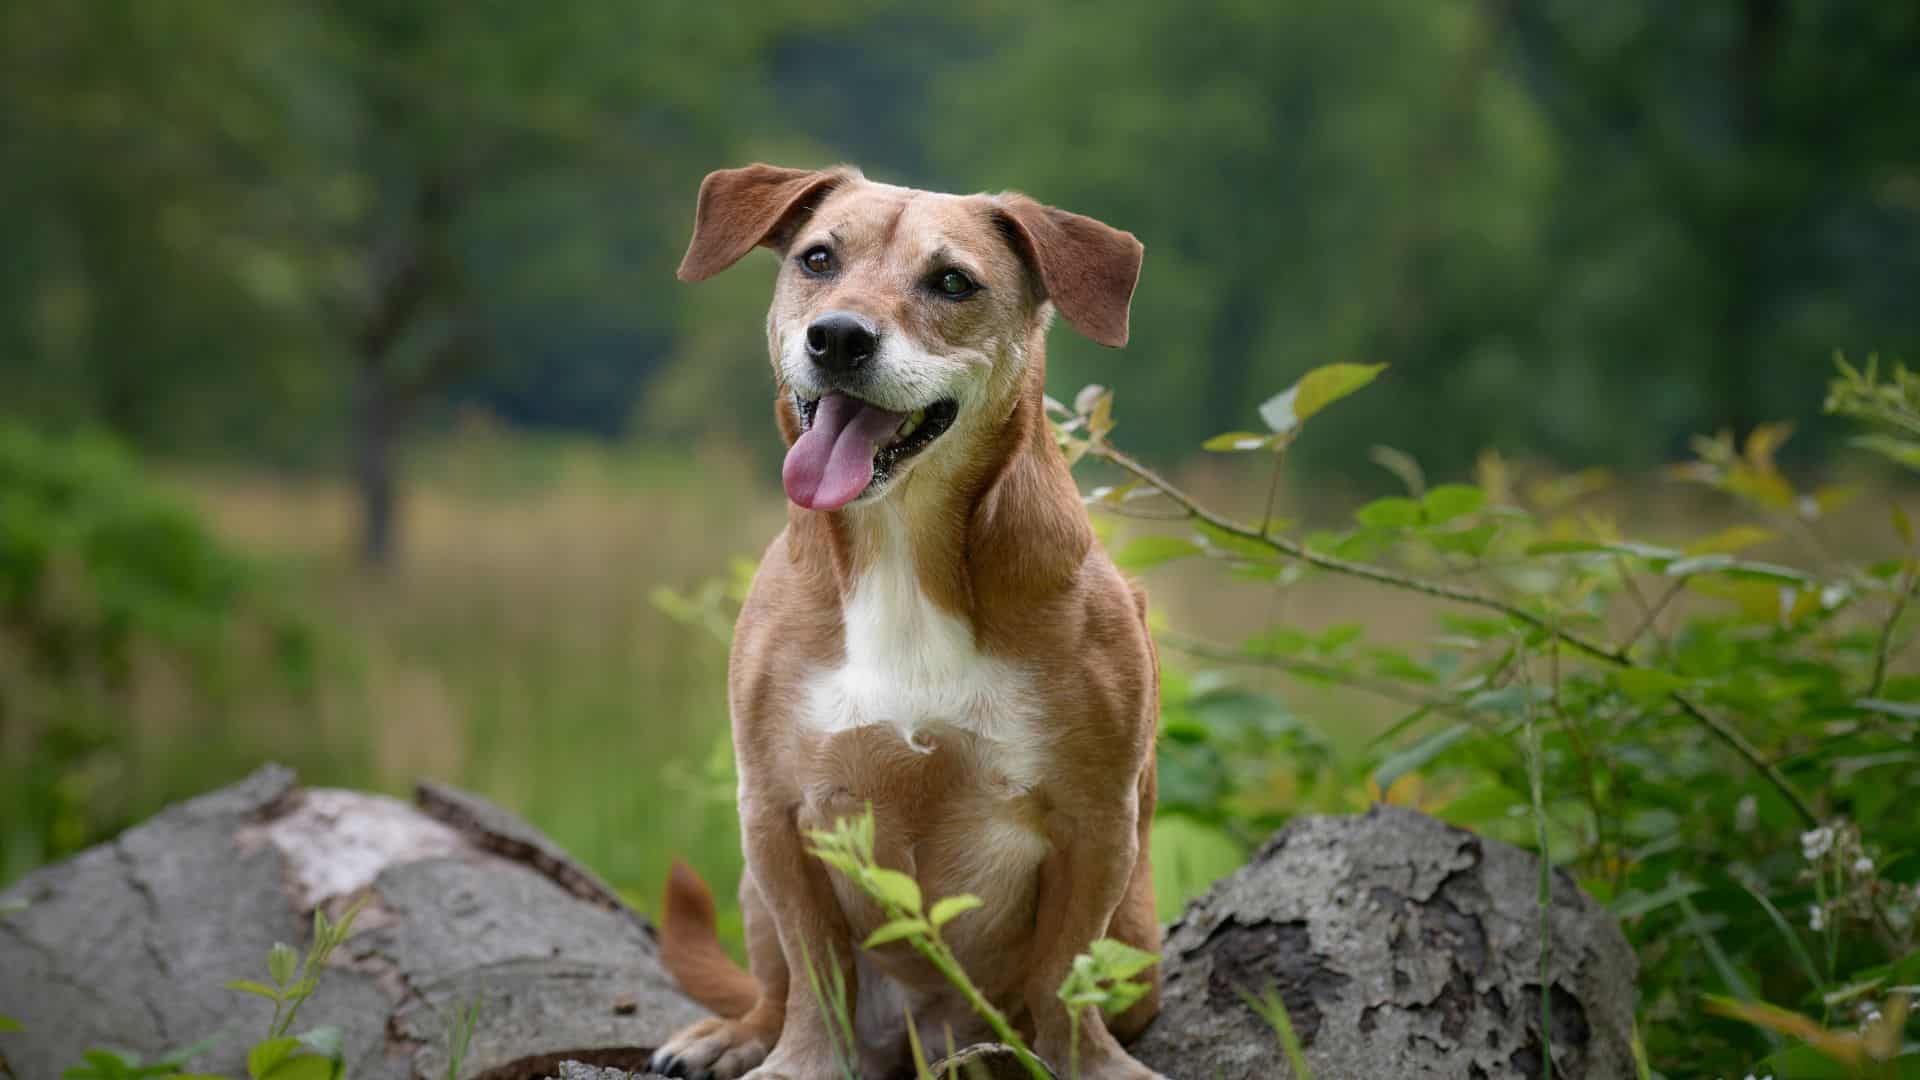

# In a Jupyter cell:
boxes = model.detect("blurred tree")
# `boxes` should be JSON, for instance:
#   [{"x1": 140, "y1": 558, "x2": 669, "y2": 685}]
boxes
[
  {"x1": 2, "y1": 0, "x2": 1915, "y2": 515},
  {"x1": 924, "y1": 0, "x2": 1920, "y2": 475}
]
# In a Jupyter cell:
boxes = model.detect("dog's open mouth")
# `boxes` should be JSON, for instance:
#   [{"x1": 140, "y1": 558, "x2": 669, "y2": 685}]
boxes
[{"x1": 784, "y1": 392, "x2": 958, "y2": 511}]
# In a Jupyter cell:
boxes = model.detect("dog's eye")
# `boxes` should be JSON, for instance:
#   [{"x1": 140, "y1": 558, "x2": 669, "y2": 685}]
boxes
[
  {"x1": 799, "y1": 246, "x2": 835, "y2": 276},
  {"x1": 934, "y1": 269, "x2": 977, "y2": 298}
]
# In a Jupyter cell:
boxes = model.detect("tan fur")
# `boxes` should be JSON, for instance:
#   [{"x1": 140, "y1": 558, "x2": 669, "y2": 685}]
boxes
[
  {"x1": 662, "y1": 859, "x2": 760, "y2": 1019},
  {"x1": 652, "y1": 165, "x2": 1165, "y2": 1080}
]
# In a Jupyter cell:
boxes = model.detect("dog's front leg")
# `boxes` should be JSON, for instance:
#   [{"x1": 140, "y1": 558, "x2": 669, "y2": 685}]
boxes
[
  {"x1": 739, "y1": 796, "x2": 859, "y2": 1080},
  {"x1": 1025, "y1": 791, "x2": 1169, "y2": 1080}
]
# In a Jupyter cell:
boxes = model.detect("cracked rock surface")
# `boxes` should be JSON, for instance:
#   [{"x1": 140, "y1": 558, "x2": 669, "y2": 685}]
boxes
[
  {"x1": 1130, "y1": 805, "x2": 1637, "y2": 1079},
  {"x1": 0, "y1": 775, "x2": 1633, "y2": 1080},
  {"x1": 0, "y1": 765, "x2": 702, "y2": 1079}
]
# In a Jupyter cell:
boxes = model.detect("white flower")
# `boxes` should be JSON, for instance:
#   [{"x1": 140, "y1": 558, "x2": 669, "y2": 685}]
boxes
[
  {"x1": 1808, "y1": 904, "x2": 1827, "y2": 932},
  {"x1": 1801, "y1": 826, "x2": 1835, "y2": 861},
  {"x1": 1735, "y1": 794, "x2": 1758, "y2": 832},
  {"x1": 1853, "y1": 855, "x2": 1873, "y2": 875}
]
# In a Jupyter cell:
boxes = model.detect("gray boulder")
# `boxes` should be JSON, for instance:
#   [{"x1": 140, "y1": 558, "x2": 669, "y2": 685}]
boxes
[{"x1": 0, "y1": 773, "x2": 1633, "y2": 1080}]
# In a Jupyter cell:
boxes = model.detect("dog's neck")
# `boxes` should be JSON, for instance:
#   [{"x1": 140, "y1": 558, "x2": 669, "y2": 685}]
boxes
[{"x1": 783, "y1": 336, "x2": 1093, "y2": 648}]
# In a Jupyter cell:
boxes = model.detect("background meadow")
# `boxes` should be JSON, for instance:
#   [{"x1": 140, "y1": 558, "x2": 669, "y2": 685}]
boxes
[{"x1": 3, "y1": 2, "x2": 1918, "y2": 1075}]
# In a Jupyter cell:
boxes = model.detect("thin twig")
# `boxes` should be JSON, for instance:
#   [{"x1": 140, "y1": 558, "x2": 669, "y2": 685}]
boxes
[
  {"x1": 1869, "y1": 564, "x2": 1917, "y2": 697},
  {"x1": 1094, "y1": 443, "x2": 1629, "y2": 665},
  {"x1": 1091, "y1": 438, "x2": 1823, "y2": 828},
  {"x1": 1620, "y1": 578, "x2": 1687, "y2": 658},
  {"x1": 1259, "y1": 451, "x2": 1287, "y2": 537}
]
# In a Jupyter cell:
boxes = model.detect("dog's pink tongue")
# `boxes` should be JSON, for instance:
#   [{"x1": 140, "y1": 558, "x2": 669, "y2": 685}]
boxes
[{"x1": 783, "y1": 393, "x2": 905, "y2": 511}]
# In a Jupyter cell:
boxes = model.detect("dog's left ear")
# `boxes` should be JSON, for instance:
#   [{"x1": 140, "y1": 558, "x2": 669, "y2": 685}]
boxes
[
  {"x1": 678, "y1": 164, "x2": 857, "y2": 282},
  {"x1": 993, "y1": 196, "x2": 1144, "y2": 348}
]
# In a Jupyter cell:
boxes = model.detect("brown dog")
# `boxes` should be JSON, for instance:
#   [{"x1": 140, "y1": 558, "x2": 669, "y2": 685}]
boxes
[{"x1": 650, "y1": 165, "x2": 1165, "y2": 1080}]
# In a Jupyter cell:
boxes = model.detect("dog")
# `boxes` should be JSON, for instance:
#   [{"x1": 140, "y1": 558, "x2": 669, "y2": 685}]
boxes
[{"x1": 649, "y1": 164, "x2": 1166, "y2": 1080}]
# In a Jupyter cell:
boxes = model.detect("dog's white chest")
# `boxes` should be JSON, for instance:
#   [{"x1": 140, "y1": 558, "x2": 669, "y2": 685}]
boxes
[{"x1": 801, "y1": 519, "x2": 1046, "y2": 786}]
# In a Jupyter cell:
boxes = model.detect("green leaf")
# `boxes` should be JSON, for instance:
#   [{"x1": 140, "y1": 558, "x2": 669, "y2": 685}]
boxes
[
  {"x1": 1112, "y1": 535, "x2": 1202, "y2": 572},
  {"x1": 1355, "y1": 496, "x2": 1421, "y2": 529},
  {"x1": 1851, "y1": 433, "x2": 1920, "y2": 469},
  {"x1": 248, "y1": 1037, "x2": 302, "y2": 1080},
  {"x1": 0, "y1": 1014, "x2": 19, "y2": 1032},
  {"x1": 1201, "y1": 431, "x2": 1278, "y2": 452},
  {"x1": 225, "y1": 979, "x2": 282, "y2": 1002},
  {"x1": 1426, "y1": 522, "x2": 1499, "y2": 558},
  {"x1": 861, "y1": 918, "x2": 931, "y2": 948},
  {"x1": 1525, "y1": 539, "x2": 1681, "y2": 562},
  {"x1": 260, "y1": 1054, "x2": 338, "y2": 1080},
  {"x1": 1609, "y1": 668, "x2": 1690, "y2": 705},
  {"x1": 1368, "y1": 445, "x2": 1425, "y2": 495},
  {"x1": 1258, "y1": 363, "x2": 1388, "y2": 434},
  {"x1": 292, "y1": 1027, "x2": 341, "y2": 1058},
  {"x1": 928, "y1": 895, "x2": 984, "y2": 928},
  {"x1": 1419, "y1": 484, "x2": 1485, "y2": 524},
  {"x1": 807, "y1": 849, "x2": 862, "y2": 876},
  {"x1": 1373, "y1": 723, "x2": 1471, "y2": 791},
  {"x1": 1089, "y1": 938, "x2": 1160, "y2": 980},
  {"x1": 864, "y1": 869, "x2": 923, "y2": 914},
  {"x1": 1663, "y1": 554, "x2": 1809, "y2": 584},
  {"x1": 267, "y1": 943, "x2": 299, "y2": 987}
]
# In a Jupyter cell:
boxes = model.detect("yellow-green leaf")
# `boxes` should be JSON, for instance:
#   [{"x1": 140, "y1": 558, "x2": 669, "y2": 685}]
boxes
[
  {"x1": 1355, "y1": 496, "x2": 1421, "y2": 529},
  {"x1": 225, "y1": 978, "x2": 282, "y2": 1001},
  {"x1": 929, "y1": 895, "x2": 984, "y2": 928},
  {"x1": 1610, "y1": 668, "x2": 1690, "y2": 705},
  {"x1": 262, "y1": 1054, "x2": 340, "y2": 1080},
  {"x1": 249, "y1": 1037, "x2": 302, "y2": 1080},
  {"x1": 862, "y1": 918, "x2": 931, "y2": 949},
  {"x1": 1202, "y1": 431, "x2": 1278, "y2": 452},
  {"x1": 267, "y1": 942, "x2": 299, "y2": 987},
  {"x1": 1895, "y1": 503, "x2": 1915, "y2": 547},
  {"x1": 1089, "y1": 938, "x2": 1160, "y2": 979},
  {"x1": 1419, "y1": 484, "x2": 1485, "y2": 524},
  {"x1": 865, "y1": 868, "x2": 922, "y2": 914},
  {"x1": 1257, "y1": 363, "x2": 1388, "y2": 434}
]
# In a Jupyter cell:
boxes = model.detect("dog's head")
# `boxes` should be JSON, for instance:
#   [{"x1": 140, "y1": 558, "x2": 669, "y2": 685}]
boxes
[{"x1": 678, "y1": 164, "x2": 1143, "y2": 512}]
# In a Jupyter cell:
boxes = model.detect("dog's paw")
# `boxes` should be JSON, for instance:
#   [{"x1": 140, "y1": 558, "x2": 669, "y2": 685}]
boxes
[
  {"x1": 738, "y1": 1045, "x2": 850, "y2": 1080},
  {"x1": 649, "y1": 1016, "x2": 772, "y2": 1080}
]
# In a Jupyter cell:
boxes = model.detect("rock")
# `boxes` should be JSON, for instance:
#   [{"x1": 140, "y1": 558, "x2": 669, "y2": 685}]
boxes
[
  {"x1": 1130, "y1": 805, "x2": 1637, "y2": 1079},
  {"x1": 0, "y1": 765, "x2": 702, "y2": 1080},
  {"x1": 0, "y1": 775, "x2": 1633, "y2": 1080}
]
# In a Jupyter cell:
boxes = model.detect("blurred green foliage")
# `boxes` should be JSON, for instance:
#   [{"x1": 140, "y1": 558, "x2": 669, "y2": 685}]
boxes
[
  {"x1": 0, "y1": 423, "x2": 321, "y2": 882},
  {"x1": 2, "y1": 1, "x2": 1915, "y2": 478},
  {"x1": 1055, "y1": 357, "x2": 1920, "y2": 1075}
]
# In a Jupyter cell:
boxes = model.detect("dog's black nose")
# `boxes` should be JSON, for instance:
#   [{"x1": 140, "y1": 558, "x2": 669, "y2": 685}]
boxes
[{"x1": 805, "y1": 311, "x2": 878, "y2": 374}]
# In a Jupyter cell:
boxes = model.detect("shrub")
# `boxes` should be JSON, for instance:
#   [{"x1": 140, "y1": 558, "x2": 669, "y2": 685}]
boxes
[
  {"x1": 0, "y1": 423, "x2": 320, "y2": 882},
  {"x1": 1060, "y1": 356, "x2": 1918, "y2": 1075}
]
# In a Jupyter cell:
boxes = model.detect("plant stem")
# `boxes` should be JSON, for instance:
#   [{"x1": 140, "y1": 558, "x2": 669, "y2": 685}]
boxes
[
  {"x1": 1869, "y1": 565, "x2": 1916, "y2": 697},
  {"x1": 913, "y1": 939, "x2": 1052, "y2": 1080},
  {"x1": 1090, "y1": 439, "x2": 1823, "y2": 827},
  {"x1": 1094, "y1": 443, "x2": 1628, "y2": 665}
]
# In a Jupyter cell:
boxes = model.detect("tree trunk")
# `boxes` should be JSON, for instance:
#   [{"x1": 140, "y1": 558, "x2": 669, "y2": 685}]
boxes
[{"x1": 355, "y1": 356, "x2": 399, "y2": 570}]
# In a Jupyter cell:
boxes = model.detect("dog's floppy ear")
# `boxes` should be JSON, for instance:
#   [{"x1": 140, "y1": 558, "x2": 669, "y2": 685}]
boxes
[
  {"x1": 678, "y1": 164, "x2": 857, "y2": 282},
  {"x1": 993, "y1": 195, "x2": 1144, "y2": 348}
]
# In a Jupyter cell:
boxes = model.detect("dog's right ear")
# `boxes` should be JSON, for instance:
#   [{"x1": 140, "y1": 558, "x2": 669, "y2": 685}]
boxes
[{"x1": 677, "y1": 165, "x2": 856, "y2": 282}]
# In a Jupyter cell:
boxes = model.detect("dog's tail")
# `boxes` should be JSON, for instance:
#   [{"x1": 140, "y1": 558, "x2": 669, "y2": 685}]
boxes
[{"x1": 660, "y1": 859, "x2": 760, "y2": 1019}]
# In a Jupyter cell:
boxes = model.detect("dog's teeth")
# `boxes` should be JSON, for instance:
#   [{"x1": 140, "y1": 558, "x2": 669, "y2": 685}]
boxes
[{"x1": 897, "y1": 410, "x2": 925, "y2": 439}]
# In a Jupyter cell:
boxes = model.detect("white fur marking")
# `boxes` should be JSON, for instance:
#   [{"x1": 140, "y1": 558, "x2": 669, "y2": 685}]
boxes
[{"x1": 801, "y1": 507, "x2": 1047, "y2": 788}]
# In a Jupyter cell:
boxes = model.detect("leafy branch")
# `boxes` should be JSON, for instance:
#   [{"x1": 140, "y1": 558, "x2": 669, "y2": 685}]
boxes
[{"x1": 1083, "y1": 435, "x2": 1819, "y2": 826}]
